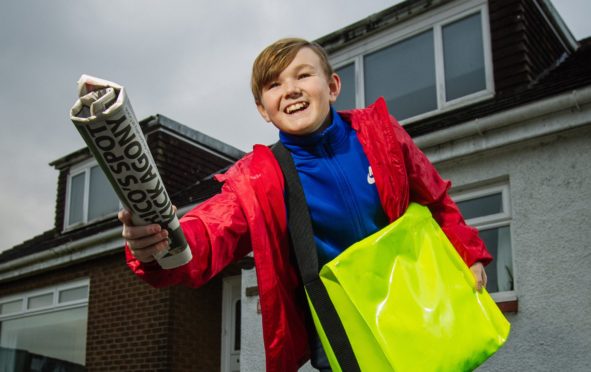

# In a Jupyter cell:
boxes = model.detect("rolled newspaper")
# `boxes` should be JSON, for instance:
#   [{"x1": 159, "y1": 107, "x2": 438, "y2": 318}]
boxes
[{"x1": 69, "y1": 75, "x2": 192, "y2": 269}]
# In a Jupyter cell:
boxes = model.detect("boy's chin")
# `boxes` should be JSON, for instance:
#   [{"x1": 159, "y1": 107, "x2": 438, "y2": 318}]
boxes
[
  {"x1": 276, "y1": 125, "x2": 322, "y2": 136},
  {"x1": 271, "y1": 116, "x2": 329, "y2": 136}
]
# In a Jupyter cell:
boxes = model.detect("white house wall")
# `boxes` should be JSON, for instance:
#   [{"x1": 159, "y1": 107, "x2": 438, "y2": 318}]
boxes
[
  {"x1": 241, "y1": 268, "x2": 265, "y2": 371},
  {"x1": 434, "y1": 123, "x2": 591, "y2": 370}
]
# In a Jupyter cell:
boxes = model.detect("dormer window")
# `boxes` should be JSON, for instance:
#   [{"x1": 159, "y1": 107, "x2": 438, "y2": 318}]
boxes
[
  {"x1": 332, "y1": 0, "x2": 493, "y2": 122},
  {"x1": 65, "y1": 160, "x2": 120, "y2": 229}
]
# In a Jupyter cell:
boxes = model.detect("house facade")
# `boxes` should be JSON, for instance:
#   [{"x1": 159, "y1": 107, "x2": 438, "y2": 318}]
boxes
[
  {"x1": 1, "y1": 0, "x2": 590, "y2": 371},
  {"x1": 240, "y1": 0, "x2": 591, "y2": 370},
  {"x1": 0, "y1": 115, "x2": 245, "y2": 371}
]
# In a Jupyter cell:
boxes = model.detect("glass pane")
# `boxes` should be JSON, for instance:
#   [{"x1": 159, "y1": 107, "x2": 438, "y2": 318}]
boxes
[
  {"x1": 59, "y1": 286, "x2": 89, "y2": 303},
  {"x1": 456, "y1": 192, "x2": 502, "y2": 220},
  {"x1": 0, "y1": 300, "x2": 22, "y2": 315},
  {"x1": 334, "y1": 63, "x2": 356, "y2": 111},
  {"x1": 27, "y1": 293, "x2": 53, "y2": 310},
  {"x1": 479, "y1": 226, "x2": 513, "y2": 293},
  {"x1": 0, "y1": 306, "x2": 88, "y2": 367},
  {"x1": 68, "y1": 172, "x2": 85, "y2": 225},
  {"x1": 364, "y1": 30, "x2": 437, "y2": 120},
  {"x1": 88, "y1": 166, "x2": 119, "y2": 221},
  {"x1": 443, "y1": 12, "x2": 486, "y2": 101}
]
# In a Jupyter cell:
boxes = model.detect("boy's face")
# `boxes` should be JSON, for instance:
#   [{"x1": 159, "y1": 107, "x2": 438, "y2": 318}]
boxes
[{"x1": 256, "y1": 47, "x2": 341, "y2": 136}]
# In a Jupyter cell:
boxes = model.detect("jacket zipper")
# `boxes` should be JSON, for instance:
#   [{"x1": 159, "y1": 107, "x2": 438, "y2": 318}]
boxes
[{"x1": 321, "y1": 141, "x2": 367, "y2": 239}]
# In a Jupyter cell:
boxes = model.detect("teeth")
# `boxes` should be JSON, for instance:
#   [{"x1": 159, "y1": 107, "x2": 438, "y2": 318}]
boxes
[{"x1": 285, "y1": 102, "x2": 308, "y2": 114}]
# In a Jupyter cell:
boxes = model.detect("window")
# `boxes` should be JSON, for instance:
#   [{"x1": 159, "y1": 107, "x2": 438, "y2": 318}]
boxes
[
  {"x1": 332, "y1": 0, "x2": 493, "y2": 121},
  {"x1": 0, "y1": 280, "x2": 89, "y2": 371},
  {"x1": 452, "y1": 183, "x2": 514, "y2": 299},
  {"x1": 65, "y1": 160, "x2": 120, "y2": 228},
  {"x1": 333, "y1": 63, "x2": 356, "y2": 111}
]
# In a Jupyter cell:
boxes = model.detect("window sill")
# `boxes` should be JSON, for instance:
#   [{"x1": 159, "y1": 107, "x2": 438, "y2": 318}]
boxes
[
  {"x1": 491, "y1": 291, "x2": 518, "y2": 313},
  {"x1": 496, "y1": 299, "x2": 518, "y2": 313}
]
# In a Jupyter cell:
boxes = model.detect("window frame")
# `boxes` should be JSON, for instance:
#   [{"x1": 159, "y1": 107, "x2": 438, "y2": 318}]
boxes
[
  {"x1": 451, "y1": 182, "x2": 516, "y2": 304},
  {"x1": 332, "y1": 0, "x2": 494, "y2": 123},
  {"x1": 221, "y1": 275, "x2": 241, "y2": 372},
  {"x1": 0, "y1": 279, "x2": 90, "y2": 368},
  {"x1": 0, "y1": 279, "x2": 89, "y2": 322},
  {"x1": 452, "y1": 183, "x2": 511, "y2": 228},
  {"x1": 64, "y1": 158, "x2": 119, "y2": 230}
]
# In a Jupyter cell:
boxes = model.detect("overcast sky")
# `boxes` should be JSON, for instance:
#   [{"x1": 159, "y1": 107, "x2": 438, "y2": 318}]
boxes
[{"x1": 0, "y1": 0, "x2": 589, "y2": 252}]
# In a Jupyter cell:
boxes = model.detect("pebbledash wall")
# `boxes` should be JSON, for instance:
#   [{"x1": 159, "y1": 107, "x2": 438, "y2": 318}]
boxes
[
  {"x1": 0, "y1": 251, "x2": 224, "y2": 371},
  {"x1": 433, "y1": 123, "x2": 591, "y2": 371}
]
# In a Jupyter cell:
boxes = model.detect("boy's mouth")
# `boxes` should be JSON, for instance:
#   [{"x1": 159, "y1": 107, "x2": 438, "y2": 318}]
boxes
[{"x1": 284, "y1": 101, "x2": 309, "y2": 114}]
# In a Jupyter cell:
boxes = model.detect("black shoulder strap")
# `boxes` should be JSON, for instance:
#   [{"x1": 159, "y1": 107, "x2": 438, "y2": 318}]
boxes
[
  {"x1": 271, "y1": 142, "x2": 361, "y2": 372},
  {"x1": 271, "y1": 141, "x2": 318, "y2": 283}
]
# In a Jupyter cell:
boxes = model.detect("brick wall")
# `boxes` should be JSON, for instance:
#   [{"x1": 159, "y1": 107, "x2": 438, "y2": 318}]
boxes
[
  {"x1": 86, "y1": 253, "x2": 171, "y2": 370},
  {"x1": 169, "y1": 280, "x2": 223, "y2": 371},
  {"x1": 0, "y1": 251, "x2": 223, "y2": 371}
]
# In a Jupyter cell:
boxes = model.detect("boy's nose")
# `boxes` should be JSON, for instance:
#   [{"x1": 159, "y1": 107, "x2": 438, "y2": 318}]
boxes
[{"x1": 284, "y1": 80, "x2": 302, "y2": 98}]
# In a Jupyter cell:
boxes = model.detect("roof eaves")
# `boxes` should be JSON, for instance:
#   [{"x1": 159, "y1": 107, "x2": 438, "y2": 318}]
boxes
[
  {"x1": 49, "y1": 147, "x2": 91, "y2": 170},
  {"x1": 316, "y1": 0, "x2": 454, "y2": 53},
  {"x1": 144, "y1": 114, "x2": 245, "y2": 161},
  {"x1": 537, "y1": 0, "x2": 579, "y2": 52}
]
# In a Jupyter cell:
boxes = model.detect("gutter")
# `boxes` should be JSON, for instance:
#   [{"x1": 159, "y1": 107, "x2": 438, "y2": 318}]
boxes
[
  {"x1": 414, "y1": 86, "x2": 591, "y2": 161},
  {"x1": 0, "y1": 228, "x2": 122, "y2": 282}
]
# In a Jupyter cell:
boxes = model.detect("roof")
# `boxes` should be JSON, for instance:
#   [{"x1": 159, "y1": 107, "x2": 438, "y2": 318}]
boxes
[
  {"x1": 143, "y1": 114, "x2": 245, "y2": 161},
  {"x1": 0, "y1": 114, "x2": 236, "y2": 265},
  {"x1": 50, "y1": 114, "x2": 244, "y2": 169},
  {"x1": 317, "y1": 0, "x2": 455, "y2": 54}
]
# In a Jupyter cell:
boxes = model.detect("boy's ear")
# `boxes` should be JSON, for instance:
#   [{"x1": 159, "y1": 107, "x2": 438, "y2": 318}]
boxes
[
  {"x1": 256, "y1": 103, "x2": 272, "y2": 122},
  {"x1": 328, "y1": 73, "x2": 341, "y2": 104}
]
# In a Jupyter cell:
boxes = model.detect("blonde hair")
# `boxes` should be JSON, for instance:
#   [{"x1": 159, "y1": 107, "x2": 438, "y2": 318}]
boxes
[{"x1": 251, "y1": 38, "x2": 334, "y2": 104}]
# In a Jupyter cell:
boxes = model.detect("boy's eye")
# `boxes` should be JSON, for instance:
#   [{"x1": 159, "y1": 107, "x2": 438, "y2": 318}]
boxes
[
  {"x1": 298, "y1": 73, "x2": 311, "y2": 79},
  {"x1": 267, "y1": 82, "x2": 280, "y2": 89}
]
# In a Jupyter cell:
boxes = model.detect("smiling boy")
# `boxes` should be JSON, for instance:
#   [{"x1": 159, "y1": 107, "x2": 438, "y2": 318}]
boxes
[
  {"x1": 254, "y1": 46, "x2": 339, "y2": 136},
  {"x1": 120, "y1": 38, "x2": 492, "y2": 372}
]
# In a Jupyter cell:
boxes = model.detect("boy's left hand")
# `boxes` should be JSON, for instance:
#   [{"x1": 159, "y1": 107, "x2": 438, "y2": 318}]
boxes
[{"x1": 470, "y1": 262, "x2": 487, "y2": 292}]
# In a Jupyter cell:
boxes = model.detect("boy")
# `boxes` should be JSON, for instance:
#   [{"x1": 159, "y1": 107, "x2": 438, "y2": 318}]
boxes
[{"x1": 120, "y1": 38, "x2": 491, "y2": 372}]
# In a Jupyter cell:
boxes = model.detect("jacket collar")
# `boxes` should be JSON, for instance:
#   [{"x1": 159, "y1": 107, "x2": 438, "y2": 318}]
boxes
[{"x1": 278, "y1": 107, "x2": 349, "y2": 150}]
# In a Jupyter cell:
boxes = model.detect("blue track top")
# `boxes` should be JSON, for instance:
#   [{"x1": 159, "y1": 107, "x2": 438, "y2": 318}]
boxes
[{"x1": 280, "y1": 108, "x2": 389, "y2": 267}]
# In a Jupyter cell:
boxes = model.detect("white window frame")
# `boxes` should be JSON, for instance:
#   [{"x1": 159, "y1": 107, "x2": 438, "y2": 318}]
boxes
[
  {"x1": 0, "y1": 279, "x2": 90, "y2": 369},
  {"x1": 0, "y1": 279, "x2": 89, "y2": 322},
  {"x1": 331, "y1": 0, "x2": 494, "y2": 123},
  {"x1": 452, "y1": 183, "x2": 511, "y2": 228},
  {"x1": 64, "y1": 158, "x2": 119, "y2": 230},
  {"x1": 221, "y1": 275, "x2": 241, "y2": 372},
  {"x1": 451, "y1": 182, "x2": 516, "y2": 302}
]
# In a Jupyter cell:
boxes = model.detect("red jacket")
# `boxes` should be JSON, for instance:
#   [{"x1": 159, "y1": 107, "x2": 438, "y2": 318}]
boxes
[{"x1": 127, "y1": 98, "x2": 492, "y2": 371}]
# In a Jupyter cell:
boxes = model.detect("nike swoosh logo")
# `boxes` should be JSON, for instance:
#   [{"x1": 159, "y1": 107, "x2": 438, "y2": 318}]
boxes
[{"x1": 367, "y1": 166, "x2": 375, "y2": 185}]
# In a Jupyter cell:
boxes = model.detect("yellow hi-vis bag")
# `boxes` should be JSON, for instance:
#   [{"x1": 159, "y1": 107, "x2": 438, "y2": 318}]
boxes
[{"x1": 308, "y1": 203, "x2": 510, "y2": 371}]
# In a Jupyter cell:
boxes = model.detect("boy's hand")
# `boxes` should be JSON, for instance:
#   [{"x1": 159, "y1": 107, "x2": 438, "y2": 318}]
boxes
[
  {"x1": 118, "y1": 208, "x2": 171, "y2": 263},
  {"x1": 470, "y1": 262, "x2": 487, "y2": 292}
]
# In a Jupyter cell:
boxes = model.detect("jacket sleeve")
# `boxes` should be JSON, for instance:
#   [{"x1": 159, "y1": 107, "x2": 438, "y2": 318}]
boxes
[
  {"x1": 393, "y1": 119, "x2": 493, "y2": 267},
  {"x1": 126, "y1": 181, "x2": 252, "y2": 288}
]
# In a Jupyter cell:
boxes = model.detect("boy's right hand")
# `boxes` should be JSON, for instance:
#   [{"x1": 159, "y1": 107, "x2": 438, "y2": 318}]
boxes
[{"x1": 118, "y1": 209, "x2": 170, "y2": 263}]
